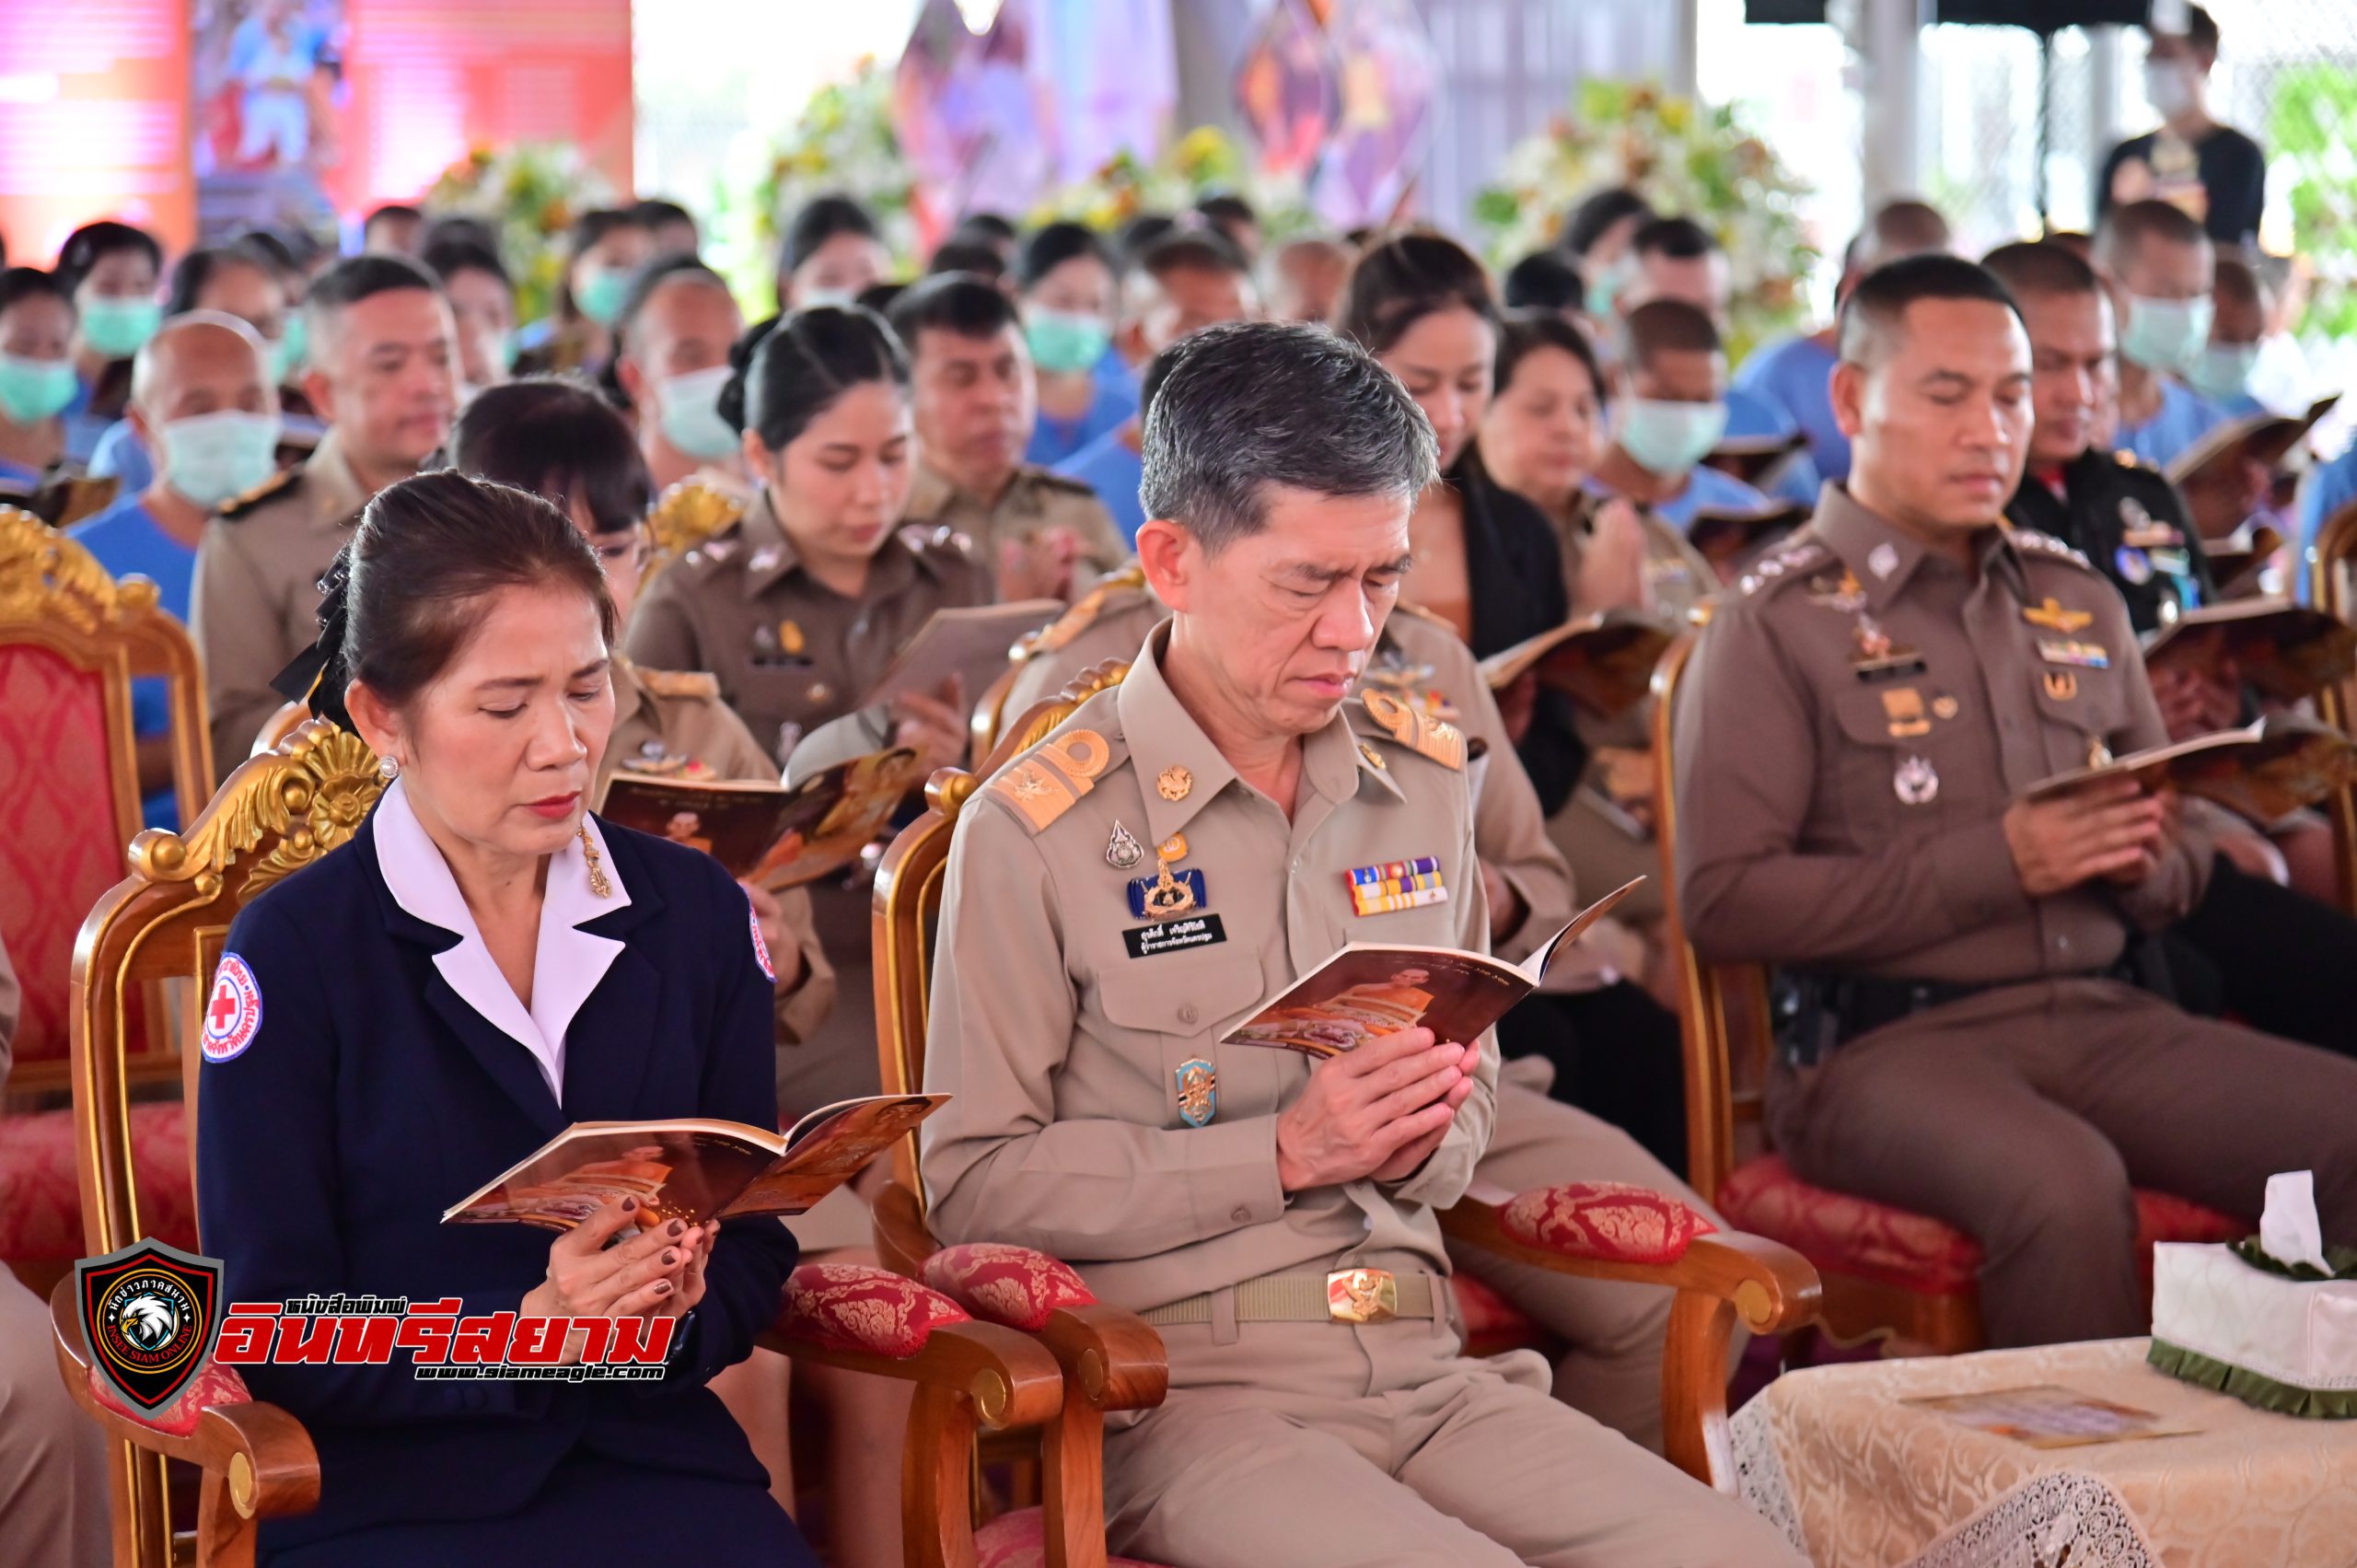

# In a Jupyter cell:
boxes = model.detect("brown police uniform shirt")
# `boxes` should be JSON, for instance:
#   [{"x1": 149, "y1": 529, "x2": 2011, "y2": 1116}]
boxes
[
  {"x1": 621, "y1": 487, "x2": 997, "y2": 760},
  {"x1": 1674, "y1": 485, "x2": 2212, "y2": 986},
  {"x1": 596, "y1": 657, "x2": 835, "y2": 1049},
  {"x1": 191, "y1": 428, "x2": 371, "y2": 774},
  {"x1": 903, "y1": 458, "x2": 1129, "y2": 593},
  {"x1": 921, "y1": 623, "x2": 1496, "y2": 1312},
  {"x1": 1008, "y1": 575, "x2": 1574, "y2": 966}
]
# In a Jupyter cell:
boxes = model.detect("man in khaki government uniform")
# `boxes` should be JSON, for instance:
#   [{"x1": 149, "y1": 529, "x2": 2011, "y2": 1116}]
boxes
[
  {"x1": 191, "y1": 254, "x2": 459, "y2": 773},
  {"x1": 1007, "y1": 568, "x2": 1727, "y2": 1451},
  {"x1": 923, "y1": 321, "x2": 1796, "y2": 1565},
  {"x1": 1675, "y1": 255, "x2": 2357, "y2": 1349},
  {"x1": 887, "y1": 273, "x2": 1126, "y2": 599}
]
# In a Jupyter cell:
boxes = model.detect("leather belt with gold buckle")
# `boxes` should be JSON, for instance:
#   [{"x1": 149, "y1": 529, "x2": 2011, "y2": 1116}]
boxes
[{"x1": 1327, "y1": 1267, "x2": 1398, "y2": 1324}]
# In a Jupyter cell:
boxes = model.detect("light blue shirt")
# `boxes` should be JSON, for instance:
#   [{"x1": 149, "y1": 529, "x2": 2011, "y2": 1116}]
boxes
[
  {"x1": 88, "y1": 416, "x2": 156, "y2": 493},
  {"x1": 68, "y1": 494, "x2": 195, "y2": 830},
  {"x1": 1594, "y1": 464, "x2": 1773, "y2": 533},
  {"x1": 1026, "y1": 371, "x2": 1138, "y2": 470},
  {"x1": 2119, "y1": 378, "x2": 2227, "y2": 472},
  {"x1": 2297, "y1": 443, "x2": 2357, "y2": 605},
  {"x1": 1735, "y1": 334, "x2": 1847, "y2": 481},
  {"x1": 1053, "y1": 424, "x2": 1146, "y2": 548}
]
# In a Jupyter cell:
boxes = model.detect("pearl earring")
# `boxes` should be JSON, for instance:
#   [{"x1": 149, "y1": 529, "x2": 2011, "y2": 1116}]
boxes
[{"x1": 376, "y1": 755, "x2": 401, "y2": 783}]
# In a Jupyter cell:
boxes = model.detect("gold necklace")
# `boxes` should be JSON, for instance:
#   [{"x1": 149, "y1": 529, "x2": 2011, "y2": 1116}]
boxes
[{"x1": 578, "y1": 825, "x2": 612, "y2": 899}]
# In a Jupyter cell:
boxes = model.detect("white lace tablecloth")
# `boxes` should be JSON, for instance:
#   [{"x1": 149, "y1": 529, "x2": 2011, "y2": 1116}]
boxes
[{"x1": 1732, "y1": 1338, "x2": 2357, "y2": 1567}]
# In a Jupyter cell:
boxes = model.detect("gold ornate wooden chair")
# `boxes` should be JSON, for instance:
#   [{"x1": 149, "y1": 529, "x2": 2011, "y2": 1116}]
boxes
[
  {"x1": 875, "y1": 662, "x2": 1820, "y2": 1549},
  {"x1": 247, "y1": 701, "x2": 312, "y2": 758},
  {"x1": 2303, "y1": 495, "x2": 2357, "y2": 914},
  {"x1": 51, "y1": 718, "x2": 1063, "y2": 1568},
  {"x1": 1650, "y1": 633, "x2": 2245, "y2": 1354},
  {"x1": 0, "y1": 507, "x2": 212, "y2": 1295}
]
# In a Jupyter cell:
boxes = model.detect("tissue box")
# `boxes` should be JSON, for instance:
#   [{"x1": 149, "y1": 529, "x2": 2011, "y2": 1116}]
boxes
[{"x1": 2150, "y1": 1241, "x2": 2357, "y2": 1418}]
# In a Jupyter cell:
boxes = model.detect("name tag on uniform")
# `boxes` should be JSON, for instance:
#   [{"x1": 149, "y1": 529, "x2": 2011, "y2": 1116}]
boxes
[{"x1": 1124, "y1": 914, "x2": 1228, "y2": 958}]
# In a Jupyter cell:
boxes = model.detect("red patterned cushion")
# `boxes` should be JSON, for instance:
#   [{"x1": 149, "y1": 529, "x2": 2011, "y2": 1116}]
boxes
[
  {"x1": 86, "y1": 1358, "x2": 250, "y2": 1438},
  {"x1": 0, "y1": 1101, "x2": 196, "y2": 1263},
  {"x1": 776, "y1": 1262, "x2": 970, "y2": 1357},
  {"x1": 921, "y1": 1243, "x2": 1096, "y2": 1331},
  {"x1": 1720, "y1": 1155, "x2": 2250, "y2": 1295},
  {"x1": 1499, "y1": 1180, "x2": 1716, "y2": 1266},
  {"x1": 0, "y1": 644, "x2": 130, "y2": 1066},
  {"x1": 973, "y1": 1506, "x2": 1169, "y2": 1568}
]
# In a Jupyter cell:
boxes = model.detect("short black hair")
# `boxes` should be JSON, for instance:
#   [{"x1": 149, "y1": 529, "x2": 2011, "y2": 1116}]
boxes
[
  {"x1": 1561, "y1": 188, "x2": 1655, "y2": 260},
  {"x1": 1114, "y1": 213, "x2": 1180, "y2": 271},
  {"x1": 1621, "y1": 298, "x2": 1723, "y2": 371},
  {"x1": 449, "y1": 377, "x2": 654, "y2": 537},
  {"x1": 306, "y1": 252, "x2": 441, "y2": 319},
  {"x1": 238, "y1": 228, "x2": 319, "y2": 277},
  {"x1": 1335, "y1": 232, "x2": 1497, "y2": 355},
  {"x1": 364, "y1": 203, "x2": 423, "y2": 231},
  {"x1": 422, "y1": 238, "x2": 511, "y2": 294},
  {"x1": 565, "y1": 207, "x2": 647, "y2": 260},
  {"x1": 1502, "y1": 250, "x2": 1585, "y2": 314},
  {"x1": 924, "y1": 238, "x2": 1007, "y2": 282},
  {"x1": 2212, "y1": 253, "x2": 2263, "y2": 312},
  {"x1": 2150, "y1": 3, "x2": 2219, "y2": 55},
  {"x1": 1138, "y1": 320, "x2": 1437, "y2": 552},
  {"x1": 1194, "y1": 193, "x2": 1257, "y2": 230},
  {"x1": 1497, "y1": 308, "x2": 1607, "y2": 403},
  {"x1": 955, "y1": 212, "x2": 1019, "y2": 245},
  {"x1": 781, "y1": 194, "x2": 880, "y2": 274},
  {"x1": 630, "y1": 198, "x2": 697, "y2": 236},
  {"x1": 1017, "y1": 222, "x2": 1113, "y2": 292},
  {"x1": 1134, "y1": 231, "x2": 1249, "y2": 287},
  {"x1": 1631, "y1": 215, "x2": 1719, "y2": 261},
  {"x1": 616, "y1": 254, "x2": 730, "y2": 348},
  {"x1": 888, "y1": 272, "x2": 1020, "y2": 353},
  {"x1": 2095, "y1": 198, "x2": 2212, "y2": 276},
  {"x1": 421, "y1": 215, "x2": 500, "y2": 256},
  {"x1": 1838, "y1": 253, "x2": 2022, "y2": 366},
  {"x1": 57, "y1": 221, "x2": 162, "y2": 291},
  {"x1": 164, "y1": 246, "x2": 277, "y2": 316},
  {"x1": 0, "y1": 266, "x2": 74, "y2": 319},
  {"x1": 1980, "y1": 240, "x2": 2102, "y2": 302}
]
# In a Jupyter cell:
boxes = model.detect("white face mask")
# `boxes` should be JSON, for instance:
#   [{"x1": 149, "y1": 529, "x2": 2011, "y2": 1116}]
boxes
[
  {"x1": 1616, "y1": 398, "x2": 1729, "y2": 480},
  {"x1": 2119, "y1": 294, "x2": 2215, "y2": 377},
  {"x1": 797, "y1": 286, "x2": 859, "y2": 311},
  {"x1": 657, "y1": 364, "x2": 740, "y2": 462},
  {"x1": 2144, "y1": 59, "x2": 2203, "y2": 121},
  {"x1": 159, "y1": 410, "x2": 284, "y2": 507}
]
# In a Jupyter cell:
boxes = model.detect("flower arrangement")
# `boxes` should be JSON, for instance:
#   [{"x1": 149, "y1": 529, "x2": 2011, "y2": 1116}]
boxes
[
  {"x1": 1474, "y1": 80, "x2": 1818, "y2": 357},
  {"x1": 1028, "y1": 125, "x2": 1312, "y2": 241},
  {"x1": 426, "y1": 143, "x2": 616, "y2": 327}
]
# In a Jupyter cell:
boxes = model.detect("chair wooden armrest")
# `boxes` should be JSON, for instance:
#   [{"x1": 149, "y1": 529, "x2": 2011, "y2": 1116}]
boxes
[
  {"x1": 51, "y1": 1276, "x2": 319, "y2": 1567},
  {"x1": 1440, "y1": 1185, "x2": 1820, "y2": 1492}
]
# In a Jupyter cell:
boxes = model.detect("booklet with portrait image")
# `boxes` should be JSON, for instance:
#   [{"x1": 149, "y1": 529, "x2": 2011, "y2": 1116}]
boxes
[
  {"x1": 1221, "y1": 878, "x2": 1643, "y2": 1058},
  {"x1": 442, "y1": 1094, "x2": 952, "y2": 1231},
  {"x1": 2140, "y1": 598, "x2": 2357, "y2": 704},
  {"x1": 1477, "y1": 610, "x2": 1679, "y2": 719},
  {"x1": 598, "y1": 747, "x2": 923, "y2": 891},
  {"x1": 2024, "y1": 713, "x2": 2357, "y2": 824},
  {"x1": 856, "y1": 599, "x2": 1064, "y2": 712}
]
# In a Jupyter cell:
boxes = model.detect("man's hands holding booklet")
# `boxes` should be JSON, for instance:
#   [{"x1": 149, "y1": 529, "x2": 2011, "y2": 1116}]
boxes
[
  {"x1": 1274, "y1": 1028, "x2": 1480, "y2": 1192},
  {"x1": 2003, "y1": 776, "x2": 2176, "y2": 896}
]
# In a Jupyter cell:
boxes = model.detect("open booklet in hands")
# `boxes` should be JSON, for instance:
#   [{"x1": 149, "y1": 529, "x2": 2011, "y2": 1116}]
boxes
[
  {"x1": 2140, "y1": 598, "x2": 2357, "y2": 706},
  {"x1": 599, "y1": 746, "x2": 923, "y2": 892},
  {"x1": 1477, "y1": 611, "x2": 1680, "y2": 719},
  {"x1": 2025, "y1": 714, "x2": 2357, "y2": 825},
  {"x1": 442, "y1": 1094, "x2": 951, "y2": 1231},
  {"x1": 1220, "y1": 878, "x2": 1643, "y2": 1059}
]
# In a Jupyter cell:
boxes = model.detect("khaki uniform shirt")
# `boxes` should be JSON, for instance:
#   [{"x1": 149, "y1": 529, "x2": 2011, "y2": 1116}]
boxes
[
  {"x1": 903, "y1": 459, "x2": 1129, "y2": 593},
  {"x1": 596, "y1": 657, "x2": 835, "y2": 1049},
  {"x1": 191, "y1": 429, "x2": 371, "y2": 774},
  {"x1": 1008, "y1": 578, "x2": 1574, "y2": 965},
  {"x1": 921, "y1": 625, "x2": 1497, "y2": 1313},
  {"x1": 621, "y1": 488, "x2": 997, "y2": 760},
  {"x1": 1674, "y1": 485, "x2": 2212, "y2": 986},
  {"x1": 1550, "y1": 496, "x2": 1717, "y2": 629}
]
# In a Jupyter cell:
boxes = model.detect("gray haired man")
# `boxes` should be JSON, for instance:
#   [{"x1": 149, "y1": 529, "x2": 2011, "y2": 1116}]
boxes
[{"x1": 920, "y1": 322, "x2": 1800, "y2": 1566}]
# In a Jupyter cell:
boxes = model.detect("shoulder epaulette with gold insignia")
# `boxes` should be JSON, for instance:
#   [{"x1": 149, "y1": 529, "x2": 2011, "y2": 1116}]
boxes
[
  {"x1": 1028, "y1": 468, "x2": 1105, "y2": 499},
  {"x1": 1030, "y1": 563, "x2": 1148, "y2": 654},
  {"x1": 216, "y1": 465, "x2": 303, "y2": 521},
  {"x1": 2011, "y1": 528, "x2": 2095, "y2": 570},
  {"x1": 1388, "y1": 600, "x2": 1463, "y2": 636},
  {"x1": 636, "y1": 667, "x2": 722, "y2": 700},
  {"x1": 646, "y1": 478, "x2": 745, "y2": 558},
  {"x1": 1356, "y1": 690, "x2": 1465, "y2": 771},
  {"x1": 1736, "y1": 538, "x2": 1831, "y2": 597},
  {"x1": 987, "y1": 727, "x2": 1116, "y2": 832}
]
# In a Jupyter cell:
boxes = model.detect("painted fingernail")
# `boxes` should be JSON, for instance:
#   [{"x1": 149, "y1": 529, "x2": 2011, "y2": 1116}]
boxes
[
  {"x1": 621, "y1": 1198, "x2": 636, "y2": 1212},
  {"x1": 654, "y1": 1279, "x2": 672, "y2": 1295},
  {"x1": 668, "y1": 1219, "x2": 685, "y2": 1237},
  {"x1": 662, "y1": 1249, "x2": 678, "y2": 1266}
]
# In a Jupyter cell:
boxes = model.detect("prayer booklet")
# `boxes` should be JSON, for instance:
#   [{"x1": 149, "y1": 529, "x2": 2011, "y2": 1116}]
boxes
[
  {"x1": 2025, "y1": 714, "x2": 2357, "y2": 824},
  {"x1": 2140, "y1": 598, "x2": 2357, "y2": 704},
  {"x1": 2164, "y1": 395, "x2": 2340, "y2": 494},
  {"x1": 1904, "y1": 1385, "x2": 2197, "y2": 1450},
  {"x1": 857, "y1": 599, "x2": 1063, "y2": 711},
  {"x1": 2200, "y1": 521, "x2": 2285, "y2": 601},
  {"x1": 1477, "y1": 610, "x2": 1679, "y2": 718},
  {"x1": 1686, "y1": 501, "x2": 1809, "y2": 569},
  {"x1": 599, "y1": 747, "x2": 923, "y2": 891},
  {"x1": 1222, "y1": 878, "x2": 1643, "y2": 1058},
  {"x1": 443, "y1": 1093, "x2": 951, "y2": 1230}
]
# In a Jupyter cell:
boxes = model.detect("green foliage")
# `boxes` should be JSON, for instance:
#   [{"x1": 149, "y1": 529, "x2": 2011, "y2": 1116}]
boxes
[{"x1": 2268, "y1": 64, "x2": 2357, "y2": 342}]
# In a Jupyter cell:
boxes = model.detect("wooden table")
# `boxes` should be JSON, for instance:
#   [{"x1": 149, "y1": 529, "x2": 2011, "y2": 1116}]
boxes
[{"x1": 1732, "y1": 1338, "x2": 2357, "y2": 1567}]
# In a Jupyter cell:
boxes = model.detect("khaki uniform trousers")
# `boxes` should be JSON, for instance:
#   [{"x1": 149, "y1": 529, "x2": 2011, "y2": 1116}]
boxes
[
  {"x1": 1768, "y1": 976, "x2": 2357, "y2": 1348},
  {"x1": 1102, "y1": 1307, "x2": 1800, "y2": 1568},
  {"x1": 1454, "y1": 1062, "x2": 1734, "y2": 1453},
  {"x1": 0, "y1": 1270, "x2": 107, "y2": 1568}
]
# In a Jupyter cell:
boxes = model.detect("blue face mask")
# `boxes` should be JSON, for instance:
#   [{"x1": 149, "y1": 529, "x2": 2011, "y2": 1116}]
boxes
[
  {"x1": 1617, "y1": 397, "x2": 1728, "y2": 479},
  {"x1": 656, "y1": 365, "x2": 740, "y2": 462},
  {"x1": 2119, "y1": 294, "x2": 2214, "y2": 376},
  {"x1": 1026, "y1": 309, "x2": 1112, "y2": 376},
  {"x1": 575, "y1": 268, "x2": 632, "y2": 328},
  {"x1": 270, "y1": 315, "x2": 308, "y2": 383},
  {"x1": 0, "y1": 354, "x2": 79, "y2": 424},
  {"x1": 81, "y1": 296, "x2": 163, "y2": 359},
  {"x1": 2187, "y1": 342, "x2": 2259, "y2": 405},
  {"x1": 159, "y1": 410, "x2": 284, "y2": 507}
]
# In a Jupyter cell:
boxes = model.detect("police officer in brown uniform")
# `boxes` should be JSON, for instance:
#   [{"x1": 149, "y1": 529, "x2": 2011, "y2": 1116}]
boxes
[
  {"x1": 885, "y1": 273, "x2": 1127, "y2": 602},
  {"x1": 924, "y1": 321, "x2": 1796, "y2": 1564},
  {"x1": 1674, "y1": 255, "x2": 2357, "y2": 1349},
  {"x1": 192, "y1": 255, "x2": 458, "y2": 772}
]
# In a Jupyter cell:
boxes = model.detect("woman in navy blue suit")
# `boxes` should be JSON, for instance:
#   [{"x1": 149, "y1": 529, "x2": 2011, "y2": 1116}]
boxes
[{"x1": 196, "y1": 470, "x2": 816, "y2": 1566}]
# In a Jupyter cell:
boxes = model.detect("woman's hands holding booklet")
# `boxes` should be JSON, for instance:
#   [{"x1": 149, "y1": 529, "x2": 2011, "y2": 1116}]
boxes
[
  {"x1": 1274, "y1": 1027, "x2": 1480, "y2": 1192},
  {"x1": 519, "y1": 1196, "x2": 718, "y2": 1360}
]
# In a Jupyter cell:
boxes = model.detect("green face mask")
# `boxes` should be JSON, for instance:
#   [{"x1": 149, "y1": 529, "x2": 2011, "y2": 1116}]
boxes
[
  {"x1": 270, "y1": 315, "x2": 308, "y2": 383},
  {"x1": 1026, "y1": 309, "x2": 1112, "y2": 376},
  {"x1": 575, "y1": 268, "x2": 632, "y2": 328},
  {"x1": 0, "y1": 354, "x2": 79, "y2": 424},
  {"x1": 80, "y1": 296, "x2": 163, "y2": 359}
]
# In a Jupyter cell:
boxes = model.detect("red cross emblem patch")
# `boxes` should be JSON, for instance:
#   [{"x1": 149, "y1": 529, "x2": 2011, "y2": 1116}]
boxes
[{"x1": 201, "y1": 954, "x2": 262, "y2": 1063}]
